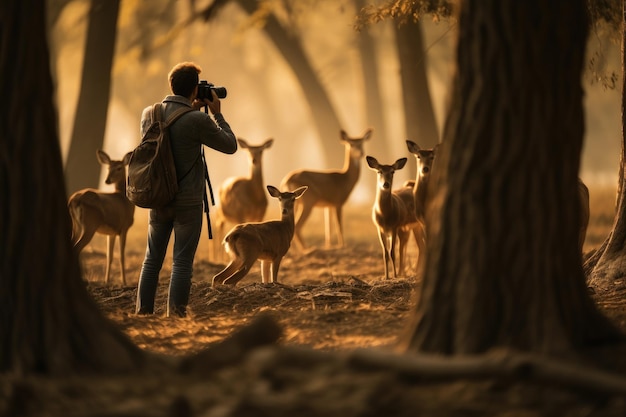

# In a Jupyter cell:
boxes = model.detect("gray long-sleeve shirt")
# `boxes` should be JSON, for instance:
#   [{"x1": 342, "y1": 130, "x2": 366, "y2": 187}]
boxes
[{"x1": 140, "y1": 95, "x2": 237, "y2": 207}]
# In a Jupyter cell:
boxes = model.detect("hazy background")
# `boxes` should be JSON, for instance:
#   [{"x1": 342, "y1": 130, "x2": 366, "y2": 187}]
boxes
[{"x1": 52, "y1": 0, "x2": 623, "y2": 209}]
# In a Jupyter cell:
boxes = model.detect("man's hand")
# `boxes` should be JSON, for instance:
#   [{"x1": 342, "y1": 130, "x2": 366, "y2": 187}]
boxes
[{"x1": 192, "y1": 90, "x2": 221, "y2": 114}]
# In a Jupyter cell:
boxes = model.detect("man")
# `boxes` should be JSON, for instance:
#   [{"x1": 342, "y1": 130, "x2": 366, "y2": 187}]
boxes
[{"x1": 136, "y1": 62, "x2": 237, "y2": 317}]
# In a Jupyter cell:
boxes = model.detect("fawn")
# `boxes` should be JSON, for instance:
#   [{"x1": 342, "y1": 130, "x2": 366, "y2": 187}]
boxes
[
  {"x1": 213, "y1": 138, "x2": 273, "y2": 260},
  {"x1": 212, "y1": 185, "x2": 308, "y2": 286},
  {"x1": 367, "y1": 156, "x2": 412, "y2": 279},
  {"x1": 67, "y1": 150, "x2": 134, "y2": 285}
]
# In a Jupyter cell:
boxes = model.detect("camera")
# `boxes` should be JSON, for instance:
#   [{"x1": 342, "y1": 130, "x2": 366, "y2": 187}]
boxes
[{"x1": 197, "y1": 80, "x2": 227, "y2": 101}]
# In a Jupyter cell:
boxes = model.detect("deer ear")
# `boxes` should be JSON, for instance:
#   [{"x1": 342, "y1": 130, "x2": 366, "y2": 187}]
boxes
[
  {"x1": 363, "y1": 128, "x2": 373, "y2": 141},
  {"x1": 406, "y1": 140, "x2": 420, "y2": 154},
  {"x1": 237, "y1": 138, "x2": 249, "y2": 148},
  {"x1": 264, "y1": 138, "x2": 274, "y2": 149},
  {"x1": 267, "y1": 185, "x2": 280, "y2": 197},
  {"x1": 294, "y1": 186, "x2": 307, "y2": 199},
  {"x1": 366, "y1": 155, "x2": 378, "y2": 169},
  {"x1": 96, "y1": 149, "x2": 111, "y2": 165},
  {"x1": 395, "y1": 158, "x2": 408, "y2": 170}
]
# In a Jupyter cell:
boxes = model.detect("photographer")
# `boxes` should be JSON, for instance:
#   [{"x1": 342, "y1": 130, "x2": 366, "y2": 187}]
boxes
[{"x1": 135, "y1": 61, "x2": 237, "y2": 317}]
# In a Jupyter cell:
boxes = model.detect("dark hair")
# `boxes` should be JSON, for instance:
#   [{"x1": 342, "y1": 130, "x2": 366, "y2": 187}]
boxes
[{"x1": 168, "y1": 62, "x2": 201, "y2": 98}]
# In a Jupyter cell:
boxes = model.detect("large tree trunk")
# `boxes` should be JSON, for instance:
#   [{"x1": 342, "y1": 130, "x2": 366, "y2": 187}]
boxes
[
  {"x1": 403, "y1": 0, "x2": 621, "y2": 355},
  {"x1": 585, "y1": 1, "x2": 626, "y2": 291},
  {"x1": 64, "y1": 0, "x2": 120, "y2": 195},
  {"x1": 1, "y1": 0, "x2": 144, "y2": 375}
]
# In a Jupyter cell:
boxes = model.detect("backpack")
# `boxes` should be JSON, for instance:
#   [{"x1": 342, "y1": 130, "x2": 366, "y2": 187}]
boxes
[{"x1": 126, "y1": 103, "x2": 194, "y2": 208}]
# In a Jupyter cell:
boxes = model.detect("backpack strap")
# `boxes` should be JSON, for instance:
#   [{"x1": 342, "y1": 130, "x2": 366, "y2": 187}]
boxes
[
  {"x1": 154, "y1": 102, "x2": 197, "y2": 183},
  {"x1": 164, "y1": 104, "x2": 194, "y2": 127},
  {"x1": 150, "y1": 102, "x2": 193, "y2": 126}
]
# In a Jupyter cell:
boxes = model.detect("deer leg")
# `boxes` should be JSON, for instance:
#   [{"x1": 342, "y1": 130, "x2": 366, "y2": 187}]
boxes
[
  {"x1": 261, "y1": 260, "x2": 271, "y2": 284},
  {"x1": 293, "y1": 200, "x2": 314, "y2": 251},
  {"x1": 222, "y1": 256, "x2": 256, "y2": 286},
  {"x1": 213, "y1": 214, "x2": 226, "y2": 263},
  {"x1": 105, "y1": 235, "x2": 116, "y2": 284},
  {"x1": 377, "y1": 230, "x2": 390, "y2": 280},
  {"x1": 73, "y1": 222, "x2": 97, "y2": 254},
  {"x1": 324, "y1": 208, "x2": 332, "y2": 248},
  {"x1": 390, "y1": 232, "x2": 398, "y2": 279},
  {"x1": 212, "y1": 259, "x2": 242, "y2": 286},
  {"x1": 414, "y1": 222, "x2": 427, "y2": 276},
  {"x1": 118, "y1": 231, "x2": 127, "y2": 286},
  {"x1": 397, "y1": 229, "x2": 410, "y2": 276},
  {"x1": 270, "y1": 258, "x2": 283, "y2": 283},
  {"x1": 334, "y1": 205, "x2": 344, "y2": 248}
]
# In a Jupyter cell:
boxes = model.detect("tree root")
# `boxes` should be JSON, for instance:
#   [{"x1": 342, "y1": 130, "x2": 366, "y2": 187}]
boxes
[
  {"x1": 244, "y1": 344, "x2": 626, "y2": 397},
  {"x1": 178, "y1": 311, "x2": 282, "y2": 374}
]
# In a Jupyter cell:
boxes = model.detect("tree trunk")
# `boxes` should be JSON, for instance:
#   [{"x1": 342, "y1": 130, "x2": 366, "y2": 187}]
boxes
[
  {"x1": 403, "y1": 0, "x2": 622, "y2": 355},
  {"x1": 394, "y1": 19, "x2": 440, "y2": 148},
  {"x1": 64, "y1": 0, "x2": 120, "y2": 195},
  {"x1": 234, "y1": 0, "x2": 345, "y2": 169},
  {"x1": 585, "y1": 0, "x2": 626, "y2": 291},
  {"x1": 1, "y1": 0, "x2": 144, "y2": 375},
  {"x1": 356, "y1": 0, "x2": 389, "y2": 163}
]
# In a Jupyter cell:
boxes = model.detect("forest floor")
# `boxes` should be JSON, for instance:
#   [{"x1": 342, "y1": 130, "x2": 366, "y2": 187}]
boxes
[{"x1": 3, "y1": 188, "x2": 626, "y2": 416}]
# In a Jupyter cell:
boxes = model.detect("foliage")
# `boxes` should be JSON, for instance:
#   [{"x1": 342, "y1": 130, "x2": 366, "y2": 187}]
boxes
[{"x1": 354, "y1": 0, "x2": 453, "y2": 30}]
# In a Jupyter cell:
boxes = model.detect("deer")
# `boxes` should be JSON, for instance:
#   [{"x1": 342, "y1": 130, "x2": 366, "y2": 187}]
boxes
[
  {"x1": 280, "y1": 128, "x2": 372, "y2": 252},
  {"x1": 213, "y1": 138, "x2": 273, "y2": 260},
  {"x1": 394, "y1": 141, "x2": 438, "y2": 275},
  {"x1": 67, "y1": 149, "x2": 134, "y2": 286},
  {"x1": 212, "y1": 185, "x2": 308, "y2": 286},
  {"x1": 367, "y1": 155, "x2": 413, "y2": 280}
]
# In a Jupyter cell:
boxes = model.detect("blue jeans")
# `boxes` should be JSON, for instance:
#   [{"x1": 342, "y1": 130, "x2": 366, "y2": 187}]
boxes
[{"x1": 135, "y1": 204, "x2": 203, "y2": 317}]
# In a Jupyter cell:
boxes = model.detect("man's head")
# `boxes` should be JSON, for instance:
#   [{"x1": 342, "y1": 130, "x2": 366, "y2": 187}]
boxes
[{"x1": 168, "y1": 62, "x2": 202, "y2": 99}]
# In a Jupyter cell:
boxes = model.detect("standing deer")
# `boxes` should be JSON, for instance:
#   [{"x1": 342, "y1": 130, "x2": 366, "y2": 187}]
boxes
[
  {"x1": 395, "y1": 141, "x2": 438, "y2": 275},
  {"x1": 212, "y1": 185, "x2": 307, "y2": 286},
  {"x1": 213, "y1": 138, "x2": 273, "y2": 260},
  {"x1": 280, "y1": 128, "x2": 372, "y2": 251},
  {"x1": 367, "y1": 156, "x2": 411, "y2": 279},
  {"x1": 68, "y1": 150, "x2": 134, "y2": 285}
]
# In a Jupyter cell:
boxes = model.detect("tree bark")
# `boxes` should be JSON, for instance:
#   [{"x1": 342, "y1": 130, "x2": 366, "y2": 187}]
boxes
[
  {"x1": 585, "y1": 0, "x2": 626, "y2": 291},
  {"x1": 0, "y1": 0, "x2": 144, "y2": 375},
  {"x1": 64, "y1": 0, "x2": 120, "y2": 195},
  {"x1": 403, "y1": 0, "x2": 622, "y2": 355}
]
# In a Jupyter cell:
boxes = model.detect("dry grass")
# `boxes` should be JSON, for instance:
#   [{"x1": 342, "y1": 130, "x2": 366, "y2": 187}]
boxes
[{"x1": 585, "y1": 184, "x2": 618, "y2": 252}]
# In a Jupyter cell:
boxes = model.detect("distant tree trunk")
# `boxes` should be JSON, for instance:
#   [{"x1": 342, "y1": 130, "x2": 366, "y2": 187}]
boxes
[
  {"x1": 356, "y1": 0, "x2": 389, "y2": 163},
  {"x1": 64, "y1": 0, "x2": 120, "y2": 195},
  {"x1": 585, "y1": 1, "x2": 626, "y2": 290},
  {"x1": 403, "y1": 0, "x2": 621, "y2": 355},
  {"x1": 1, "y1": 0, "x2": 143, "y2": 374},
  {"x1": 395, "y1": 19, "x2": 440, "y2": 148},
  {"x1": 234, "y1": 0, "x2": 345, "y2": 168}
]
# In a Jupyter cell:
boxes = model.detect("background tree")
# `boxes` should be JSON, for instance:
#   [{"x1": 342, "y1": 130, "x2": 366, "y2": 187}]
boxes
[
  {"x1": 394, "y1": 18, "x2": 439, "y2": 148},
  {"x1": 585, "y1": 0, "x2": 626, "y2": 291},
  {"x1": 64, "y1": 0, "x2": 121, "y2": 195},
  {"x1": 402, "y1": 0, "x2": 622, "y2": 354}
]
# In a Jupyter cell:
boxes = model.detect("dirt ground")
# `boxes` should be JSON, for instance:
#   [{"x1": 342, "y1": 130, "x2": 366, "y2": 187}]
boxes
[{"x1": 4, "y1": 194, "x2": 626, "y2": 416}]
